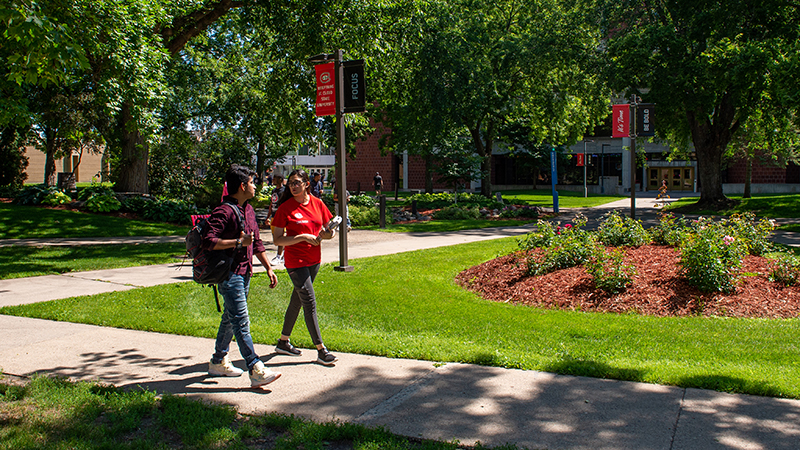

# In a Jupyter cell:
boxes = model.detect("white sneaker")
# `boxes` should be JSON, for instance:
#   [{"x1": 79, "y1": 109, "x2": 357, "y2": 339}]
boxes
[
  {"x1": 249, "y1": 361, "x2": 281, "y2": 387},
  {"x1": 208, "y1": 355, "x2": 244, "y2": 377},
  {"x1": 270, "y1": 255, "x2": 284, "y2": 265}
]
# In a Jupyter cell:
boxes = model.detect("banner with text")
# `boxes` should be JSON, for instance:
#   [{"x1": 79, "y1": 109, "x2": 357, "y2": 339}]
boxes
[
  {"x1": 612, "y1": 104, "x2": 630, "y2": 138},
  {"x1": 315, "y1": 62, "x2": 336, "y2": 116}
]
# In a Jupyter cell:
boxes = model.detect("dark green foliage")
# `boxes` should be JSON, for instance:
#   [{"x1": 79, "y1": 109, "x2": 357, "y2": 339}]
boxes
[
  {"x1": 141, "y1": 198, "x2": 200, "y2": 225},
  {"x1": 433, "y1": 205, "x2": 481, "y2": 220},
  {"x1": 14, "y1": 184, "x2": 59, "y2": 205},
  {"x1": 596, "y1": 210, "x2": 650, "y2": 247}
]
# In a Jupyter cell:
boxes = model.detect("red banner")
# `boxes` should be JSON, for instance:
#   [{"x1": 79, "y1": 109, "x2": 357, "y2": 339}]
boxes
[
  {"x1": 315, "y1": 62, "x2": 336, "y2": 116},
  {"x1": 576, "y1": 153, "x2": 584, "y2": 167},
  {"x1": 612, "y1": 104, "x2": 630, "y2": 138}
]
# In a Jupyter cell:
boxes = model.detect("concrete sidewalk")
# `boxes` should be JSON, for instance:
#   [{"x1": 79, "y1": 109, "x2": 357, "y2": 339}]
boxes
[{"x1": 2, "y1": 199, "x2": 800, "y2": 449}]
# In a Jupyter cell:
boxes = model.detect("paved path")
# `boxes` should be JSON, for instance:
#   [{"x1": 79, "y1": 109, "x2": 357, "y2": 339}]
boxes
[{"x1": 1, "y1": 195, "x2": 799, "y2": 450}]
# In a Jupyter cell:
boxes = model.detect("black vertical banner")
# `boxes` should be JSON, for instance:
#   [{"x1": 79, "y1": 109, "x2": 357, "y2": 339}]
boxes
[
  {"x1": 343, "y1": 59, "x2": 366, "y2": 113},
  {"x1": 637, "y1": 104, "x2": 655, "y2": 136}
]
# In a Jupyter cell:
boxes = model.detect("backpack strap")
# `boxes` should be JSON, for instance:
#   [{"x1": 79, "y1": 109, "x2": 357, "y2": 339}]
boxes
[{"x1": 222, "y1": 200, "x2": 245, "y2": 235}]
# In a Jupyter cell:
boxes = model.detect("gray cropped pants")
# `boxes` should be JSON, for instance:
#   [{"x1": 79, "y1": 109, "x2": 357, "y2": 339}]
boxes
[{"x1": 282, "y1": 263, "x2": 323, "y2": 345}]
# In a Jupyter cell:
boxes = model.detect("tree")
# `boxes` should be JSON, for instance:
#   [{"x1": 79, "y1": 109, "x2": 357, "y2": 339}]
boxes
[
  {"x1": 600, "y1": 0, "x2": 800, "y2": 208},
  {"x1": 375, "y1": 0, "x2": 609, "y2": 197}
]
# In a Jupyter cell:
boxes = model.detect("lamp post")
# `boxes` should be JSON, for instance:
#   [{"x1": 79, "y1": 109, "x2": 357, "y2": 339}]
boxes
[
  {"x1": 583, "y1": 139, "x2": 593, "y2": 197},
  {"x1": 600, "y1": 143, "x2": 609, "y2": 194},
  {"x1": 308, "y1": 50, "x2": 352, "y2": 272}
]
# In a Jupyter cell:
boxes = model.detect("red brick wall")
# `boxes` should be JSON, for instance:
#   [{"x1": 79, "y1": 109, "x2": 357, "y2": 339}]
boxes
[
  {"x1": 727, "y1": 156, "x2": 788, "y2": 184},
  {"x1": 346, "y1": 121, "x2": 450, "y2": 191}
]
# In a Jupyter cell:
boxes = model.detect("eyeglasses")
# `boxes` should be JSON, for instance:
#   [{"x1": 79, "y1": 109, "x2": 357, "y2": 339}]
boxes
[{"x1": 288, "y1": 180, "x2": 305, "y2": 187}]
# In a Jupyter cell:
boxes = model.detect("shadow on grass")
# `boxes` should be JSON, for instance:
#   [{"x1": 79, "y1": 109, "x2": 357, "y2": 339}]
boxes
[
  {"x1": 676, "y1": 374, "x2": 786, "y2": 398},
  {"x1": 542, "y1": 357, "x2": 647, "y2": 382}
]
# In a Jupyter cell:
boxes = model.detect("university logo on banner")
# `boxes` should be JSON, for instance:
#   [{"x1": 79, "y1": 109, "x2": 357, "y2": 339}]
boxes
[
  {"x1": 315, "y1": 62, "x2": 336, "y2": 117},
  {"x1": 612, "y1": 104, "x2": 630, "y2": 138}
]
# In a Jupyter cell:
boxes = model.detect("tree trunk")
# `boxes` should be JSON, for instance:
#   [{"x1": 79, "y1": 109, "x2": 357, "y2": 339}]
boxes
[
  {"x1": 256, "y1": 140, "x2": 266, "y2": 187},
  {"x1": 43, "y1": 127, "x2": 57, "y2": 187},
  {"x1": 114, "y1": 102, "x2": 149, "y2": 193},
  {"x1": 424, "y1": 153, "x2": 434, "y2": 193},
  {"x1": 687, "y1": 94, "x2": 738, "y2": 210},
  {"x1": 467, "y1": 121, "x2": 493, "y2": 198},
  {"x1": 743, "y1": 152, "x2": 752, "y2": 199}
]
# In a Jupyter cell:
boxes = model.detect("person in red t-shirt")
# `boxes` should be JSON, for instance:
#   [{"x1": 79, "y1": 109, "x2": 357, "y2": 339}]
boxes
[{"x1": 270, "y1": 169, "x2": 338, "y2": 365}]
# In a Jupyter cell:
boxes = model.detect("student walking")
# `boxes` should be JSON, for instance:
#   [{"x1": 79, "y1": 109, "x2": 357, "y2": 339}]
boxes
[
  {"x1": 270, "y1": 169, "x2": 338, "y2": 365},
  {"x1": 205, "y1": 165, "x2": 281, "y2": 388}
]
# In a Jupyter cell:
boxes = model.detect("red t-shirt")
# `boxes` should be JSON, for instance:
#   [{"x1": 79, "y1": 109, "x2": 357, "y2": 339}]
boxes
[{"x1": 271, "y1": 195, "x2": 333, "y2": 268}]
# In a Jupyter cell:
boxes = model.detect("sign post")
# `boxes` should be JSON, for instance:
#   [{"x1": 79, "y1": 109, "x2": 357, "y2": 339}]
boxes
[
  {"x1": 309, "y1": 50, "x2": 367, "y2": 272},
  {"x1": 551, "y1": 147, "x2": 559, "y2": 213}
]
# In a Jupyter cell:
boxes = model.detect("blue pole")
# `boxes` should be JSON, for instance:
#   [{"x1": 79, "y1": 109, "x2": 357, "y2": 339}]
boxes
[{"x1": 551, "y1": 147, "x2": 559, "y2": 213}]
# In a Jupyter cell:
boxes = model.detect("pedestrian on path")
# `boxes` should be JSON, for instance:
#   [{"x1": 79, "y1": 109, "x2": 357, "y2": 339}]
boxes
[
  {"x1": 268, "y1": 175, "x2": 286, "y2": 265},
  {"x1": 204, "y1": 165, "x2": 281, "y2": 388},
  {"x1": 270, "y1": 169, "x2": 338, "y2": 365},
  {"x1": 373, "y1": 172, "x2": 383, "y2": 196}
]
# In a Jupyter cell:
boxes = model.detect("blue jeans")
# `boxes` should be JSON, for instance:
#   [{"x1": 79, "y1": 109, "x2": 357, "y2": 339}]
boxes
[{"x1": 212, "y1": 273, "x2": 261, "y2": 369}]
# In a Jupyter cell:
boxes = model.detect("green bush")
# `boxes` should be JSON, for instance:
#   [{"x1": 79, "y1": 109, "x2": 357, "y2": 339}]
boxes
[
  {"x1": 407, "y1": 192, "x2": 501, "y2": 209},
  {"x1": 679, "y1": 218, "x2": 747, "y2": 293},
  {"x1": 499, "y1": 205, "x2": 540, "y2": 219},
  {"x1": 119, "y1": 195, "x2": 154, "y2": 214},
  {"x1": 15, "y1": 184, "x2": 59, "y2": 205},
  {"x1": 527, "y1": 216, "x2": 597, "y2": 276},
  {"x1": 41, "y1": 191, "x2": 73, "y2": 206},
  {"x1": 349, "y1": 205, "x2": 380, "y2": 226},
  {"x1": 518, "y1": 220, "x2": 559, "y2": 251},
  {"x1": 433, "y1": 205, "x2": 481, "y2": 220},
  {"x1": 596, "y1": 210, "x2": 650, "y2": 247},
  {"x1": 85, "y1": 193, "x2": 122, "y2": 213},
  {"x1": 586, "y1": 247, "x2": 636, "y2": 294},
  {"x1": 142, "y1": 198, "x2": 199, "y2": 224},
  {"x1": 724, "y1": 212, "x2": 775, "y2": 256},
  {"x1": 350, "y1": 194, "x2": 376, "y2": 208},
  {"x1": 649, "y1": 212, "x2": 693, "y2": 246},
  {"x1": 250, "y1": 184, "x2": 274, "y2": 209},
  {"x1": 77, "y1": 183, "x2": 114, "y2": 201},
  {"x1": 769, "y1": 253, "x2": 800, "y2": 286}
]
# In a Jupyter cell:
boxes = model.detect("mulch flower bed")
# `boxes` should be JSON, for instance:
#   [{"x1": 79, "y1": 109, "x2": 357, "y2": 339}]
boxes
[{"x1": 456, "y1": 245, "x2": 800, "y2": 319}]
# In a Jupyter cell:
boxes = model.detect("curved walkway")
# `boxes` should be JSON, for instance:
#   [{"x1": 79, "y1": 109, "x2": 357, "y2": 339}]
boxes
[{"x1": 1, "y1": 196, "x2": 799, "y2": 450}]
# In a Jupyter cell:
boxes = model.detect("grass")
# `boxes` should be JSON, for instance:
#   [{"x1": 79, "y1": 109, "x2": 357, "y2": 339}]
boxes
[
  {"x1": 493, "y1": 189, "x2": 627, "y2": 208},
  {"x1": 359, "y1": 219, "x2": 532, "y2": 232},
  {"x1": 0, "y1": 203, "x2": 188, "y2": 239},
  {"x1": 666, "y1": 193, "x2": 800, "y2": 219},
  {"x1": 3, "y1": 238, "x2": 798, "y2": 399},
  {"x1": 0, "y1": 243, "x2": 186, "y2": 279},
  {"x1": 0, "y1": 375, "x2": 475, "y2": 450}
]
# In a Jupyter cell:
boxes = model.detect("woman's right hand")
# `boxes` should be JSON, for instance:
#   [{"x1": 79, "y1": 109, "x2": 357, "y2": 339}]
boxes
[{"x1": 297, "y1": 233, "x2": 321, "y2": 246}]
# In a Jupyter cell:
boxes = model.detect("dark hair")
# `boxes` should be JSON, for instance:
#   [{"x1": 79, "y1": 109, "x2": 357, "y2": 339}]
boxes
[
  {"x1": 277, "y1": 169, "x2": 310, "y2": 207},
  {"x1": 225, "y1": 164, "x2": 257, "y2": 195}
]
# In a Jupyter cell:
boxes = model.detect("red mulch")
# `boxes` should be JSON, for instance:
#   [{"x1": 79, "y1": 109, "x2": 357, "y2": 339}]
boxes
[{"x1": 456, "y1": 245, "x2": 800, "y2": 319}]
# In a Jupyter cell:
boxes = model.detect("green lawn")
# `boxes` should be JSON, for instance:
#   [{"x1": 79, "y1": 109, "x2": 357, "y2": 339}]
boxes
[
  {"x1": 4, "y1": 238, "x2": 798, "y2": 399},
  {"x1": 666, "y1": 193, "x2": 800, "y2": 219},
  {"x1": 0, "y1": 243, "x2": 186, "y2": 279},
  {"x1": 0, "y1": 375, "x2": 464, "y2": 450},
  {"x1": 0, "y1": 203, "x2": 189, "y2": 239},
  {"x1": 360, "y1": 219, "x2": 532, "y2": 232},
  {"x1": 493, "y1": 189, "x2": 627, "y2": 208}
]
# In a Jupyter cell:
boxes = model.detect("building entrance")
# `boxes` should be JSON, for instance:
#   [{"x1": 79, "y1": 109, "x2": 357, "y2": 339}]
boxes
[{"x1": 649, "y1": 167, "x2": 694, "y2": 191}]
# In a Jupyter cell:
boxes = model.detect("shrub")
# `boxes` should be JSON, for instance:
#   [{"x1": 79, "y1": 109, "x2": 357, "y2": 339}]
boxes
[
  {"x1": 85, "y1": 193, "x2": 122, "y2": 213},
  {"x1": 41, "y1": 191, "x2": 73, "y2": 206},
  {"x1": 518, "y1": 220, "x2": 559, "y2": 251},
  {"x1": 77, "y1": 183, "x2": 114, "y2": 201},
  {"x1": 119, "y1": 195, "x2": 154, "y2": 214},
  {"x1": 723, "y1": 212, "x2": 775, "y2": 256},
  {"x1": 142, "y1": 198, "x2": 199, "y2": 224},
  {"x1": 407, "y1": 192, "x2": 502, "y2": 209},
  {"x1": 15, "y1": 184, "x2": 60, "y2": 205},
  {"x1": 527, "y1": 215, "x2": 597, "y2": 276},
  {"x1": 649, "y1": 212, "x2": 692, "y2": 246},
  {"x1": 679, "y1": 218, "x2": 747, "y2": 293},
  {"x1": 349, "y1": 205, "x2": 380, "y2": 226},
  {"x1": 433, "y1": 205, "x2": 481, "y2": 220},
  {"x1": 769, "y1": 253, "x2": 800, "y2": 286},
  {"x1": 350, "y1": 194, "x2": 377, "y2": 208},
  {"x1": 249, "y1": 184, "x2": 274, "y2": 209},
  {"x1": 586, "y1": 247, "x2": 636, "y2": 294},
  {"x1": 596, "y1": 210, "x2": 650, "y2": 247}
]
